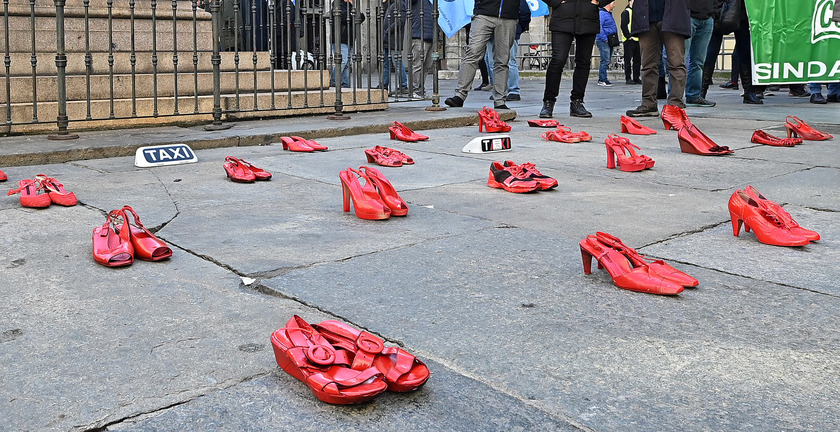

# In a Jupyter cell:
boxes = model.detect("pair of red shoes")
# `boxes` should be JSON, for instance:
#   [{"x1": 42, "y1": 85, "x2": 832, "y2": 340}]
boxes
[
  {"x1": 92, "y1": 205, "x2": 173, "y2": 267},
  {"x1": 223, "y1": 156, "x2": 272, "y2": 182},
  {"x1": 751, "y1": 130, "x2": 802, "y2": 147},
  {"x1": 580, "y1": 232, "x2": 698, "y2": 296},
  {"x1": 619, "y1": 115, "x2": 657, "y2": 135},
  {"x1": 542, "y1": 126, "x2": 592, "y2": 143},
  {"x1": 784, "y1": 116, "x2": 832, "y2": 141},
  {"x1": 728, "y1": 186, "x2": 820, "y2": 247},
  {"x1": 280, "y1": 136, "x2": 329, "y2": 152},
  {"x1": 389, "y1": 122, "x2": 429, "y2": 142},
  {"x1": 605, "y1": 134, "x2": 654, "y2": 172},
  {"x1": 477, "y1": 107, "x2": 511, "y2": 133},
  {"x1": 339, "y1": 166, "x2": 408, "y2": 220},
  {"x1": 364, "y1": 146, "x2": 414, "y2": 167},
  {"x1": 488, "y1": 161, "x2": 557, "y2": 193},
  {"x1": 661, "y1": 105, "x2": 733, "y2": 156},
  {"x1": 271, "y1": 316, "x2": 430, "y2": 404},
  {"x1": 7, "y1": 175, "x2": 77, "y2": 208}
]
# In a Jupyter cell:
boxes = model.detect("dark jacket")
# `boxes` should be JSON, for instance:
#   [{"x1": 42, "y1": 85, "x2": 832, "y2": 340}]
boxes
[
  {"x1": 383, "y1": 0, "x2": 408, "y2": 48},
  {"x1": 688, "y1": 0, "x2": 715, "y2": 20},
  {"x1": 473, "y1": 0, "x2": 521, "y2": 20},
  {"x1": 630, "y1": 0, "x2": 691, "y2": 37},
  {"x1": 516, "y1": 0, "x2": 531, "y2": 39},
  {"x1": 620, "y1": 5, "x2": 636, "y2": 40},
  {"x1": 410, "y1": 0, "x2": 435, "y2": 41},
  {"x1": 546, "y1": 0, "x2": 612, "y2": 35},
  {"x1": 336, "y1": 0, "x2": 366, "y2": 45}
]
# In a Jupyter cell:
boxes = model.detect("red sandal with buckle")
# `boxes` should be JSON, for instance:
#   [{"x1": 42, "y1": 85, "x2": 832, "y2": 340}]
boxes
[
  {"x1": 313, "y1": 319, "x2": 430, "y2": 392},
  {"x1": 339, "y1": 168, "x2": 392, "y2": 220},
  {"x1": 118, "y1": 205, "x2": 173, "y2": 261},
  {"x1": 271, "y1": 316, "x2": 388, "y2": 404},
  {"x1": 92, "y1": 209, "x2": 134, "y2": 267},
  {"x1": 7, "y1": 178, "x2": 52, "y2": 208}
]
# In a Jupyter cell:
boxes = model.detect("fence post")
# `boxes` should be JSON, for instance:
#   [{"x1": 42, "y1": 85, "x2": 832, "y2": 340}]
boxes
[
  {"x1": 205, "y1": 0, "x2": 232, "y2": 130},
  {"x1": 48, "y1": 0, "x2": 78, "y2": 140},
  {"x1": 426, "y1": 0, "x2": 444, "y2": 111},
  {"x1": 327, "y1": 0, "x2": 349, "y2": 120}
]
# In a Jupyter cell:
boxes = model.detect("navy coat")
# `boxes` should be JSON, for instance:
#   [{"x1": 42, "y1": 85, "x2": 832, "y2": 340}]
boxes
[{"x1": 630, "y1": 0, "x2": 691, "y2": 38}]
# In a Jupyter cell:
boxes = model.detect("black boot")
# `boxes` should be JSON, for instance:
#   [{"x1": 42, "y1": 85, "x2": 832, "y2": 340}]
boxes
[
  {"x1": 739, "y1": 61, "x2": 763, "y2": 104},
  {"x1": 570, "y1": 99, "x2": 592, "y2": 118},
  {"x1": 539, "y1": 100, "x2": 555, "y2": 118}
]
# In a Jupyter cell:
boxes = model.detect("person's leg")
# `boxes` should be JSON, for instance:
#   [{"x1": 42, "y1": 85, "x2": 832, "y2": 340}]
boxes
[
  {"x1": 542, "y1": 31, "x2": 574, "y2": 103},
  {"x1": 453, "y1": 16, "x2": 494, "y2": 100},
  {"x1": 341, "y1": 43, "x2": 351, "y2": 87},
  {"x1": 410, "y1": 38, "x2": 424, "y2": 94},
  {"x1": 382, "y1": 46, "x2": 392, "y2": 88},
  {"x1": 733, "y1": 24, "x2": 760, "y2": 103},
  {"x1": 808, "y1": 83, "x2": 823, "y2": 95},
  {"x1": 637, "y1": 23, "x2": 663, "y2": 110},
  {"x1": 415, "y1": 40, "x2": 433, "y2": 94},
  {"x1": 507, "y1": 40, "x2": 520, "y2": 95},
  {"x1": 663, "y1": 31, "x2": 687, "y2": 107},
  {"x1": 491, "y1": 18, "x2": 516, "y2": 106},
  {"x1": 485, "y1": 39, "x2": 495, "y2": 85},
  {"x1": 631, "y1": 40, "x2": 641, "y2": 82},
  {"x1": 570, "y1": 33, "x2": 596, "y2": 116},
  {"x1": 623, "y1": 41, "x2": 633, "y2": 83},
  {"x1": 827, "y1": 82, "x2": 840, "y2": 100},
  {"x1": 685, "y1": 16, "x2": 713, "y2": 102},
  {"x1": 702, "y1": 29, "x2": 723, "y2": 97},
  {"x1": 596, "y1": 39, "x2": 611, "y2": 83}
]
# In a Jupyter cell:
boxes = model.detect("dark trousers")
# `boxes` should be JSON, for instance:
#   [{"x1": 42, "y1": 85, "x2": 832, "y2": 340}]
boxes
[
  {"x1": 638, "y1": 22, "x2": 687, "y2": 108},
  {"x1": 623, "y1": 39, "x2": 640, "y2": 81},
  {"x1": 543, "y1": 32, "x2": 596, "y2": 102}
]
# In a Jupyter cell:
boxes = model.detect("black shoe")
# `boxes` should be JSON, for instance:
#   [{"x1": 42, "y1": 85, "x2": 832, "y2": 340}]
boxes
[
  {"x1": 444, "y1": 95, "x2": 464, "y2": 107},
  {"x1": 570, "y1": 99, "x2": 592, "y2": 118},
  {"x1": 539, "y1": 100, "x2": 554, "y2": 118},
  {"x1": 633, "y1": 79, "x2": 642, "y2": 85},
  {"x1": 625, "y1": 105, "x2": 658, "y2": 117},
  {"x1": 788, "y1": 88, "x2": 809, "y2": 97},
  {"x1": 506, "y1": 93, "x2": 521, "y2": 101},
  {"x1": 768, "y1": 85, "x2": 781, "y2": 91},
  {"x1": 626, "y1": 79, "x2": 633, "y2": 85},
  {"x1": 720, "y1": 81, "x2": 739, "y2": 90},
  {"x1": 743, "y1": 92, "x2": 763, "y2": 104},
  {"x1": 685, "y1": 97, "x2": 716, "y2": 107},
  {"x1": 810, "y1": 93, "x2": 827, "y2": 104},
  {"x1": 827, "y1": 94, "x2": 839, "y2": 103}
]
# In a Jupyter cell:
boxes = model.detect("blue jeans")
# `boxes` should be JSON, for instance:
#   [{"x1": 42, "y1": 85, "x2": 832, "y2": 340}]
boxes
[
  {"x1": 382, "y1": 46, "x2": 407, "y2": 88},
  {"x1": 809, "y1": 83, "x2": 840, "y2": 97},
  {"x1": 596, "y1": 39, "x2": 612, "y2": 82},
  {"x1": 685, "y1": 16, "x2": 714, "y2": 100},
  {"x1": 329, "y1": 43, "x2": 351, "y2": 88},
  {"x1": 486, "y1": 38, "x2": 521, "y2": 94}
]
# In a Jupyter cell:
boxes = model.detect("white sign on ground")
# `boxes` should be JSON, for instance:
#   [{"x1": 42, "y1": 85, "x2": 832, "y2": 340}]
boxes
[{"x1": 134, "y1": 144, "x2": 198, "y2": 167}]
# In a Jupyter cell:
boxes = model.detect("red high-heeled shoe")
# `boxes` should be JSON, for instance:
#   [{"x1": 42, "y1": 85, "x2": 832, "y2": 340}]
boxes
[
  {"x1": 678, "y1": 124, "x2": 733, "y2": 155},
  {"x1": 594, "y1": 232, "x2": 698, "y2": 287},
  {"x1": 358, "y1": 166, "x2": 408, "y2": 216},
  {"x1": 378, "y1": 146, "x2": 413, "y2": 164},
  {"x1": 750, "y1": 130, "x2": 800, "y2": 147},
  {"x1": 0, "y1": 168, "x2": 6, "y2": 182},
  {"x1": 339, "y1": 168, "x2": 391, "y2": 220},
  {"x1": 364, "y1": 147, "x2": 402, "y2": 167},
  {"x1": 487, "y1": 161, "x2": 540, "y2": 193},
  {"x1": 527, "y1": 119, "x2": 561, "y2": 128},
  {"x1": 502, "y1": 161, "x2": 558, "y2": 190},
  {"x1": 271, "y1": 316, "x2": 388, "y2": 404},
  {"x1": 477, "y1": 107, "x2": 511, "y2": 133},
  {"x1": 223, "y1": 157, "x2": 257, "y2": 182},
  {"x1": 389, "y1": 122, "x2": 429, "y2": 142},
  {"x1": 620, "y1": 115, "x2": 657, "y2": 135},
  {"x1": 290, "y1": 136, "x2": 329, "y2": 151},
  {"x1": 743, "y1": 186, "x2": 819, "y2": 241},
  {"x1": 280, "y1": 136, "x2": 315, "y2": 152},
  {"x1": 313, "y1": 319, "x2": 430, "y2": 392},
  {"x1": 607, "y1": 134, "x2": 654, "y2": 169},
  {"x1": 661, "y1": 104, "x2": 691, "y2": 131},
  {"x1": 226, "y1": 156, "x2": 271, "y2": 180},
  {"x1": 728, "y1": 190, "x2": 810, "y2": 247},
  {"x1": 605, "y1": 135, "x2": 648, "y2": 172},
  {"x1": 92, "y1": 209, "x2": 134, "y2": 267},
  {"x1": 579, "y1": 236, "x2": 684, "y2": 295},
  {"x1": 119, "y1": 205, "x2": 173, "y2": 261},
  {"x1": 785, "y1": 116, "x2": 833, "y2": 141},
  {"x1": 35, "y1": 175, "x2": 77, "y2": 206},
  {"x1": 7, "y1": 178, "x2": 51, "y2": 208}
]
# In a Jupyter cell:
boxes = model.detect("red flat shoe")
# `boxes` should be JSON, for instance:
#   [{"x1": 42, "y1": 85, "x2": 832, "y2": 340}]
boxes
[
  {"x1": 487, "y1": 161, "x2": 540, "y2": 193},
  {"x1": 594, "y1": 232, "x2": 698, "y2": 288},
  {"x1": 364, "y1": 147, "x2": 402, "y2": 167},
  {"x1": 36, "y1": 175, "x2": 77, "y2": 206},
  {"x1": 0, "y1": 169, "x2": 6, "y2": 182},
  {"x1": 339, "y1": 168, "x2": 391, "y2": 220},
  {"x1": 620, "y1": 115, "x2": 657, "y2": 135},
  {"x1": 678, "y1": 124, "x2": 733, "y2": 155},
  {"x1": 605, "y1": 135, "x2": 647, "y2": 172},
  {"x1": 290, "y1": 136, "x2": 329, "y2": 151},
  {"x1": 527, "y1": 119, "x2": 561, "y2": 128},
  {"x1": 7, "y1": 178, "x2": 51, "y2": 208},
  {"x1": 92, "y1": 209, "x2": 134, "y2": 267},
  {"x1": 280, "y1": 136, "x2": 315, "y2": 152},
  {"x1": 751, "y1": 130, "x2": 800, "y2": 147},
  {"x1": 118, "y1": 205, "x2": 173, "y2": 261},
  {"x1": 223, "y1": 157, "x2": 256, "y2": 182},
  {"x1": 359, "y1": 166, "x2": 408, "y2": 216},
  {"x1": 580, "y1": 236, "x2": 684, "y2": 295},
  {"x1": 477, "y1": 107, "x2": 511, "y2": 133},
  {"x1": 226, "y1": 157, "x2": 272, "y2": 180},
  {"x1": 661, "y1": 104, "x2": 691, "y2": 131},
  {"x1": 271, "y1": 316, "x2": 388, "y2": 404},
  {"x1": 728, "y1": 190, "x2": 810, "y2": 247},
  {"x1": 743, "y1": 186, "x2": 819, "y2": 241},
  {"x1": 785, "y1": 116, "x2": 833, "y2": 141},
  {"x1": 503, "y1": 161, "x2": 558, "y2": 190},
  {"x1": 389, "y1": 122, "x2": 428, "y2": 142},
  {"x1": 313, "y1": 320, "x2": 430, "y2": 392}
]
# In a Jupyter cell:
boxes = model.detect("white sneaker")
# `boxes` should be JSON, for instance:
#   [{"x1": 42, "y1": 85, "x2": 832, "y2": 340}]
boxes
[{"x1": 597, "y1": 81, "x2": 613, "y2": 87}]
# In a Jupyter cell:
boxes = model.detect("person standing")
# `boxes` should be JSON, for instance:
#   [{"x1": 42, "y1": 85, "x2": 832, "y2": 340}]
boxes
[
  {"x1": 539, "y1": 0, "x2": 614, "y2": 119},
  {"x1": 330, "y1": 0, "x2": 365, "y2": 88},
  {"x1": 684, "y1": 0, "x2": 716, "y2": 107},
  {"x1": 484, "y1": 0, "x2": 531, "y2": 101},
  {"x1": 409, "y1": 0, "x2": 435, "y2": 97},
  {"x1": 381, "y1": 0, "x2": 408, "y2": 92},
  {"x1": 444, "y1": 0, "x2": 521, "y2": 110},
  {"x1": 624, "y1": 0, "x2": 691, "y2": 117},
  {"x1": 620, "y1": 0, "x2": 641, "y2": 85},
  {"x1": 596, "y1": 1, "x2": 618, "y2": 87}
]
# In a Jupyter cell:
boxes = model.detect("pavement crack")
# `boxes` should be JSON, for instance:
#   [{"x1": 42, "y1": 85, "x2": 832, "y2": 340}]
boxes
[{"x1": 148, "y1": 170, "x2": 180, "y2": 232}]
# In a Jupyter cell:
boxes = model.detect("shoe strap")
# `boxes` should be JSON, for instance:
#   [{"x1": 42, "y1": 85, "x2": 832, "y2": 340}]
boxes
[{"x1": 7, "y1": 178, "x2": 40, "y2": 195}]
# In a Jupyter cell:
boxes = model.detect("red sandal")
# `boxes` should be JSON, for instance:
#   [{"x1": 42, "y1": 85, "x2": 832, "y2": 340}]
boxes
[
  {"x1": 7, "y1": 178, "x2": 52, "y2": 208},
  {"x1": 92, "y1": 209, "x2": 134, "y2": 267},
  {"x1": 223, "y1": 157, "x2": 257, "y2": 182},
  {"x1": 119, "y1": 205, "x2": 173, "y2": 261},
  {"x1": 35, "y1": 175, "x2": 77, "y2": 206}
]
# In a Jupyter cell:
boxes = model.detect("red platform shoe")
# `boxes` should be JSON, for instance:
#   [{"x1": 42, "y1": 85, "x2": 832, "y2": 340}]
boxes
[
  {"x1": 477, "y1": 107, "x2": 511, "y2": 133},
  {"x1": 620, "y1": 115, "x2": 657, "y2": 135},
  {"x1": 339, "y1": 168, "x2": 391, "y2": 220},
  {"x1": 678, "y1": 124, "x2": 733, "y2": 155},
  {"x1": 605, "y1": 135, "x2": 652, "y2": 172},
  {"x1": 594, "y1": 231, "x2": 698, "y2": 288},
  {"x1": 785, "y1": 116, "x2": 833, "y2": 141},
  {"x1": 751, "y1": 130, "x2": 800, "y2": 147},
  {"x1": 728, "y1": 189, "x2": 810, "y2": 246},
  {"x1": 661, "y1": 104, "x2": 691, "y2": 131},
  {"x1": 580, "y1": 236, "x2": 684, "y2": 295},
  {"x1": 743, "y1": 186, "x2": 819, "y2": 242}
]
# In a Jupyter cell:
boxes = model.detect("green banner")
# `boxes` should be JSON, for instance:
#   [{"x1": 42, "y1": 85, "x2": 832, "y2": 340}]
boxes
[{"x1": 746, "y1": 0, "x2": 840, "y2": 84}]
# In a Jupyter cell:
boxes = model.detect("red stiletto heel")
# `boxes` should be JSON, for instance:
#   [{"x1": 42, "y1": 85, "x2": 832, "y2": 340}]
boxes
[
  {"x1": 594, "y1": 232, "x2": 698, "y2": 287},
  {"x1": 743, "y1": 186, "x2": 819, "y2": 241},
  {"x1": 280, "y1": 136, "x2": 315, "y2": 152},
  {"x1": 785, "y1": 116, "x2": 832, "y2": 140},
  {"x1": 477, "y1": 107, "x2": 511, "y2": 133},
  {"x1": 271, "y1": 316, "x2": 388, "y2": 404},
  {"x1": 727, "y1": 190, "x2": 810, "y2": 246},
  {"x1": 7, "y1": 178, "x2": 51, "y2": 208},
  {"x1": 751, "y1": 130, "x2": 800, "y2": 147},
  {"x1": 313, "y1": 319, "x2": 431, "y2": 392},
  {"x1": 35, "y1": 175, "x2": 77, "y2": 206},
  {"x1": 678, "y1": 124, "x2": 733, "y2": 155},
  {"x1": 290, "y1": 136, "x2": 329, "y2": 151},
  {"x1": 223, "y1": 157, "x2": 256, "y2": 182},
  {"x1": 388, "y1": 122, "x2": 428, "y2": 142},
  {"x1": 608, "y1": 134, "x2": 654, "y2": 169},
  {"x1": 660, "y1": 104, "x2": 691, "y2": 131},
  {"x1": 604, "y1": 135, "x2": 647, "y2": 172},
  {"x1": 620, "y1": 115, "x2": 657, "y2": 135},
  {"x1": 92, "y1": 209, "x2": 134, "y2": 267},
  {"x1": 339, "y1": 168, "x2": 391, "y2": 220},
  {"x1": 358, "y1": 166, "x2": 408, "y2": 216},
  {"x1": 119, "y1": 205, "x2": 173, "y2": 261},
  {"x1": 579, "y1": 236, "x2": 684, "y2": 295}
]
